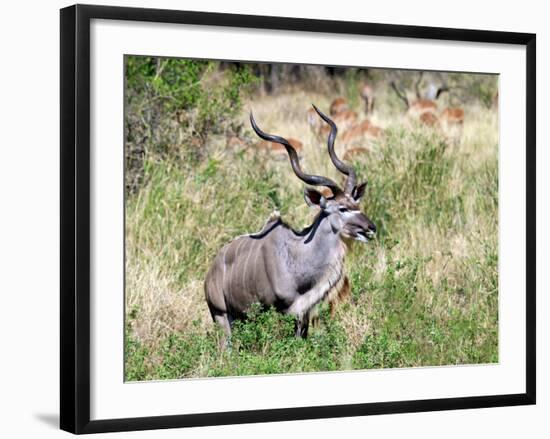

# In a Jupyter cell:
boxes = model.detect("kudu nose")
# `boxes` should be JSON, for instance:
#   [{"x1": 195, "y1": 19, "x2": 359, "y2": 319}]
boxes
[{"x1": 369, "y1": 223, "x2": 377, "y2": 234}]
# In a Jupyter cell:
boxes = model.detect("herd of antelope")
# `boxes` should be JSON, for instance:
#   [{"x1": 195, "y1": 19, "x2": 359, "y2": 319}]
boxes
[
  {"x1": 226, "y1": 77, "x2": 465, "y2": 162},
  {"x1": 306, "y1": 90, "x2": 383, "y2": 162},
  {"x1": 390, "y1": 75, "x2": 465, "y2": 143}
]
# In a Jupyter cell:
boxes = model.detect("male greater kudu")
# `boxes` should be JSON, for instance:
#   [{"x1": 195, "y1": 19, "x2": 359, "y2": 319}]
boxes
[{"x1": 204, "y1": 105, "x2": 376, "y2": 341}]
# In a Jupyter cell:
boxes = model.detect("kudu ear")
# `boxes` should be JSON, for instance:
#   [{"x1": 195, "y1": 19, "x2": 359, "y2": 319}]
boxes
[
  {"x1": 352, "y1": 182, "x2": 368, "y2": 201},
  {"x1": 304, "y1": 188, "x2": 327, "y2": 209}
]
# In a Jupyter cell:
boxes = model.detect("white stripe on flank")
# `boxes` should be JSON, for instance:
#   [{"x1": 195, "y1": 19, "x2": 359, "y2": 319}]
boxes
[
  {"x1": 241, "y1": 239, "x2": 254, "y2": 292},
  {"x1": 221, "y1": 245, "x2": 228, "y2": 290},
  {"x1": 229, "y1": 238, "x2": 245, "y2": 293}
]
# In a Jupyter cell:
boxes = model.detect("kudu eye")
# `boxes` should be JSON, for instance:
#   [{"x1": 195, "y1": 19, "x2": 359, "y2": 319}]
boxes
[{"x1": 339, "y1": 207, "x2": 348, "y2": 213}]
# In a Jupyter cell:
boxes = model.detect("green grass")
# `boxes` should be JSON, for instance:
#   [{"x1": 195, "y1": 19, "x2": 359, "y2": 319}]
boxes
[{"x1": 124, "y1": 89, "x2": 498, "y2": 381}]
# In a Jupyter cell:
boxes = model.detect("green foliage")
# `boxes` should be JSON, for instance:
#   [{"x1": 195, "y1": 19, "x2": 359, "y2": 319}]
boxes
[
  {"x1": 126, "y1": 58, "x2": 207, "y2": 111},
  {"x1": 343, "y1": 68, "x2": 361, "y2": 109},
  {"x1": 125, "y1": 329, "x2": 153, "y2": 381},
  {"x1": 124, "y1": 57, "x2": 257, "y2": 193},
  {"x1": 125, "y1": 305, "x2": 350, "y2": 380},
  {"x1": 350, "y1": 252, "x2": 497, "y2": 370},
  {"x1": 448, "y1": 72, "x2": 499, "y2": 108},
  {"x1": 354, "y1": 127, "x2": 453, "y2": 242}
]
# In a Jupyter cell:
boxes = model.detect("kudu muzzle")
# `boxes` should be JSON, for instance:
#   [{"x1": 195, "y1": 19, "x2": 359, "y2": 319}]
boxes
[{"x1": 345, "y1": 212, "x2": 376, "y2": 242}]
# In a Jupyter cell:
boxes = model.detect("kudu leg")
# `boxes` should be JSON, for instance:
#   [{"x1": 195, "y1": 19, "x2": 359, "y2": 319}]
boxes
[
  {"x1": 295, "y1": 313, "x2": 310, "y2": 338},
  {"x1": 213, "y1": 312, "x2": 232, "y2": 349}
]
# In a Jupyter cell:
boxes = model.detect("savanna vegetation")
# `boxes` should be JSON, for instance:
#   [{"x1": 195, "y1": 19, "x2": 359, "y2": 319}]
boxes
[{"x1": 124, "y1": 56, "x2": 499, "y2": 381}]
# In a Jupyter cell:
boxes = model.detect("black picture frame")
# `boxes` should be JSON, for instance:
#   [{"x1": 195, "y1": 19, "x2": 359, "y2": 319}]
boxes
[{"x1": 60, "y1": 4, "x2": 536, "y2": 434}]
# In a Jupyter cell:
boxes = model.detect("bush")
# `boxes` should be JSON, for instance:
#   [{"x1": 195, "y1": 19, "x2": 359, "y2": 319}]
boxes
[{"x1": 125, "y1": 57, "x2": 257, "y2": 193}]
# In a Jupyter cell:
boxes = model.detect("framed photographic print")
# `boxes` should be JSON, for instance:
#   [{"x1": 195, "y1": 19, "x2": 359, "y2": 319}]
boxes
[{"x1": 60, "y1": 4, "x2": 536, "y2": 434}]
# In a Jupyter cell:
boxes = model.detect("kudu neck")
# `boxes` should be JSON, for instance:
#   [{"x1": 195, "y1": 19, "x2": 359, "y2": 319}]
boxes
[{"x1": 303, "y1": 210, "x2": 347, "y2": 256}]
